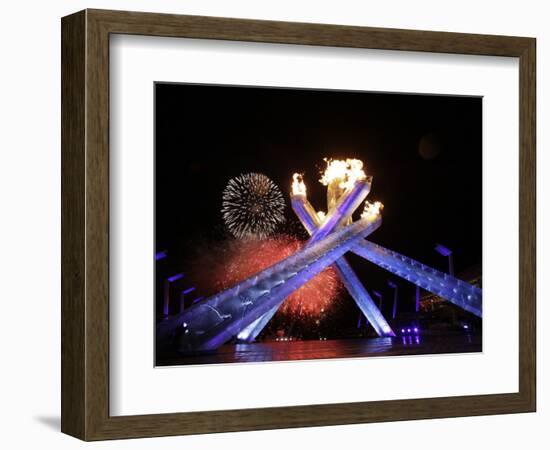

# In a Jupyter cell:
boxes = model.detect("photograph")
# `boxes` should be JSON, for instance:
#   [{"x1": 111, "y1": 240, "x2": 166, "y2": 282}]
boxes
[{"x1": 154, "y1": 83, "x2": 483, "y2": 366}]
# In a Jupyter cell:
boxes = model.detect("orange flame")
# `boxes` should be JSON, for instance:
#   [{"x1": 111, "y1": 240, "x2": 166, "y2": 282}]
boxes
[
  {"x1": 361, "y1": 201, "x2": 384, "y2": 220},
  {"x1": 319, "y1": 158, "x2": 366, "y2": 190},
  {"x1": 292, "y1": 173, "x2": 307, "y2": 196}
]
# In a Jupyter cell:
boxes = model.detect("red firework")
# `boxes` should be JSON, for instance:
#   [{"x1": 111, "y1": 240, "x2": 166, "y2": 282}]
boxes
[{"x1": 190, "y1": 235, "x2": 342, "y2": 318}]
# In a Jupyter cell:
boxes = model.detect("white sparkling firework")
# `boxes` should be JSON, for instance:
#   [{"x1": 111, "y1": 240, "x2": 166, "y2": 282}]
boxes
[{"x1": 222, "y1": 173, "x2": 286, "y2": 239}]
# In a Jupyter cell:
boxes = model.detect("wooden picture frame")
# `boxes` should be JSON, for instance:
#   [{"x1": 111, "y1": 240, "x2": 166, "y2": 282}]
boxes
[{"x1": 61, "y1": 9, "x2": 536, "y2": 440}]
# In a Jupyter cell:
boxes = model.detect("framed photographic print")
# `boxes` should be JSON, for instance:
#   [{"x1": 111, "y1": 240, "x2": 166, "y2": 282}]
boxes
[{"x1": 61, "y1": 9, "x2": 536, "y2": 440}]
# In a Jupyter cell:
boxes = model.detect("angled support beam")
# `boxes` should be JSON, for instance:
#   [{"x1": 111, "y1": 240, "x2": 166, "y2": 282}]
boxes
[
  {"x1": 172, "y1": 214, "x2": 382, "y2": 352},
  {"x1": 240, "y1": 203, "x2": 482, "y2": 336},
  {"x1": 293, "y1": 195, "x2": 394, "y2": 336},
  {"x1": 352, "y1": 241, "x2": 482, "y2": 317},
  {"x1": 239, "y1": 193, "x2": 395, "y2": 341},
  {"x1": 158, "y1": 180, "x2": 378, "y2": 350}
]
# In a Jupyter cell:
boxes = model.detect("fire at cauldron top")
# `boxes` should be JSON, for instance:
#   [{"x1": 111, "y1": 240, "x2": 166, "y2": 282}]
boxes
[{"x1": 319, "y1": 158, "x2": 367, "y2": 190}]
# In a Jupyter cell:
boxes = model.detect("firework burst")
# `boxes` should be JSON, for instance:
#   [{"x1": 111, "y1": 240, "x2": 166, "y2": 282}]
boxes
[
  {"x1": 189, "y1": 235, "x2": 342, "y2": 319},
  {"x1": 222, "y1": 173, "x2": 286, "y2": 239}
]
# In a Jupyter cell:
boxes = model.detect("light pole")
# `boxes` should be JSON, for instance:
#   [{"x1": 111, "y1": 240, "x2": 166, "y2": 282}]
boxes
[
  {"x1": 155, "y1": 250, "x2": 168, "y2": 261},
  {"x1": 179, "y1": 286, "x2": 196, "y2": 313},
  {"x1": 388, "y1": 281, "x2": 398, "y2": 319},
  {"x1": 163, "y1": 272, "x2": 184, "y2": 316},
  {"x1": 372, "y1": 290, "x2": 383, "y2": 312},
  {"x1": 434, "y1": 243, "x2": 454, "y2": 276}
]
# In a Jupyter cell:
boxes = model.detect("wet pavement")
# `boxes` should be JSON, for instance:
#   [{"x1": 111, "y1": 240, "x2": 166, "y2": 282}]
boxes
[{"x1": 156, "y1": 333, "x2": 481, "y2": 366}]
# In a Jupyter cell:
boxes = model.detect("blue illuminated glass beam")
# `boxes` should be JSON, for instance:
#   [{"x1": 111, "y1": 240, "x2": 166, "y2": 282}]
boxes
[
  {"x1": 242, "y1": 204, "x2": 481, "y2": 330},
  {"x1": 351, "y1": 241, "x2": 481, "y2": 317},
  {"x1": 163, "y1": 211, "x2": 382, "y2": 353},
  {"x1": 237, "y1": 180, "x2": 395, "y2": 341},
  {"x1": 292, "y1": 194, "x2": 394, "y2": 336}
]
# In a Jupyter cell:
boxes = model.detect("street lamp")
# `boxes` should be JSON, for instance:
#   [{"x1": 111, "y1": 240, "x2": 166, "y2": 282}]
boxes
[
  {"x1": 434, "y1": 243, "x2": 454, "y2": 276},
  {"x1": 387, "y1": 281, "x2": 398, "y2": 319},
  {"x1": 179, "y1": 286, "x2": 196, "y2": 313},
  {"x1": 155, "y1": 250, "x2": 168, "y2": 261},
  {"x1": 372, "y1": 290, "x2": 383, "y2": 312},
  {"x1": 163, "y1": 272, "x2": 184, "y2": 316}
]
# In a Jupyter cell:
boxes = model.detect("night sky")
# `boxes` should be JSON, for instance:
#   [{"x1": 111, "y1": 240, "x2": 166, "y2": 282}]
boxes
[{"x1": 155, "y1": 82, "x2": 482, "y2": 333}]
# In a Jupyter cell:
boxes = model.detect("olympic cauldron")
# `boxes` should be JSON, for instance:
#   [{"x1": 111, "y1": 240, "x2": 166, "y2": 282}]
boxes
[{"x1": 158, "y1": 159, "x2": 482, "y2": 353}]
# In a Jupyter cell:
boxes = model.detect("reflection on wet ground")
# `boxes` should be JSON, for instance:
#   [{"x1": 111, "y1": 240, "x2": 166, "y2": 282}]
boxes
[{"x1": 156, "y1": 334, "x2": 481, "y2": 366}]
